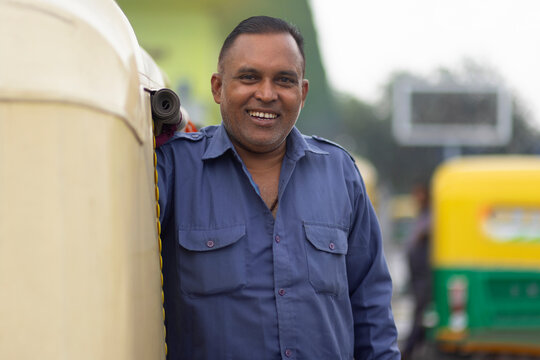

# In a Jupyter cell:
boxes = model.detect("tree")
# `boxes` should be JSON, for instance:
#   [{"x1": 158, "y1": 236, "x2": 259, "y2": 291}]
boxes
[{"x1": 336, "y1": 62, "x2": 540, "y2": 194}]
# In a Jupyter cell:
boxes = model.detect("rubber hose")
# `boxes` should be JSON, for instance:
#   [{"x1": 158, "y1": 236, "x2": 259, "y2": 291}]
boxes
[{"x1": 151, "y1": 88, "x2": 181, "y2": 125}]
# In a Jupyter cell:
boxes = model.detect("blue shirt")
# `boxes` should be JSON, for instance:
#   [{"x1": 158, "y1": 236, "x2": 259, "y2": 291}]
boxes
[{"x1": 157, "y1": 125, "x2": 400, "y2": 360}]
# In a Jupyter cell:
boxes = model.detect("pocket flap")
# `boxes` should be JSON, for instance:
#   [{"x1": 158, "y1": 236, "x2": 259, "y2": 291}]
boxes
[
  {"x1": 304, "y1": 223, "x2": 348, "y2": 255},
  {"x1": 178, "y1": 225, "x2": 246, "y2": 252}
]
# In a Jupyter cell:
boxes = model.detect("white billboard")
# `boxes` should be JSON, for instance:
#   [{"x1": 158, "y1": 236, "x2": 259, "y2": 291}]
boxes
[{"x1": 392, "y1": 78, "x2": 512, "y2": 146}]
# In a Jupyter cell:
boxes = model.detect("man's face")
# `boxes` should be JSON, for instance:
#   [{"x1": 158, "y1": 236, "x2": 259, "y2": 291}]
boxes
[{"x1": 211, "y1": 32, "x2": 309, "y2": 154}]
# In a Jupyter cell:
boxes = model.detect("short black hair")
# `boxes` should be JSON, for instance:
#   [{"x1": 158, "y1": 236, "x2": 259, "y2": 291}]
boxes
[{"x1": 218, "y1": 16, "x2": 305, "y2": 74}]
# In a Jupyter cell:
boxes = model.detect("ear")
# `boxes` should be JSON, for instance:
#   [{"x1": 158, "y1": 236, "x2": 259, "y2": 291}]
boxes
[
  {"x1": 211, "y1": 73, "x2": 223, "y2": 104},
  {"x1": 300, "y1": 79, "x2": 309, "y2": 108}
]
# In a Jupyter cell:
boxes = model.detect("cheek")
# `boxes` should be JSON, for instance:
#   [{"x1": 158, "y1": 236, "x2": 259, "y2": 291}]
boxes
[
  {"x1": 283, "y1": 90, "x2": 304, "y2": 109},
  {"x1": 225, "y1": 86, "x2": 251, "y2": 105},
  {"x1": 221, "y1": 98, "x2": 243, "y2": 122}
]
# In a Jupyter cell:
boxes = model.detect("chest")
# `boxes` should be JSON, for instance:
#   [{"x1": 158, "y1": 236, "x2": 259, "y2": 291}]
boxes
[
  {"x1": 166, "y1": 153, "x2": 356, "y2": 296},
  {"x1": 171, "y1": 154, "x2": 354, "y2": 232}
]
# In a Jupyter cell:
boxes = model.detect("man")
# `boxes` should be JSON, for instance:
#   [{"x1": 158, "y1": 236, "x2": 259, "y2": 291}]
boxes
[
  {"x1": 402, "y1": 183, "x2": 432, "y2": 359},
  {"x1": 157, "y1": 16, "x2": 400, "y2": 359}
]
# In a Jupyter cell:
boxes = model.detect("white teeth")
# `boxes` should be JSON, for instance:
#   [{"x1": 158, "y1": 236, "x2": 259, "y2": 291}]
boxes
[{"x1": 249, "y1": 111, "x2": 277, "y2": 119}]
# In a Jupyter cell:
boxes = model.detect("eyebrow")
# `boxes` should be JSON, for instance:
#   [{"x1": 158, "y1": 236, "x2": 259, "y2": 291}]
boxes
[
  {"x1": 235, "y1": 67, "x2": 300, "y2": 79},
  {"x1": 235, "y1": 66, "x2": 260, "y2": 75}
]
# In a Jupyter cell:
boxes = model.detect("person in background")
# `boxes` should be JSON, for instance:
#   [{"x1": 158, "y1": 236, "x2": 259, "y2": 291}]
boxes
[
  {"x1": 156, "y1": 15, "x2": 400, "y2": 359},
  {"x1": 402, "y1": 183, "x2": 432, "y2": 359}
]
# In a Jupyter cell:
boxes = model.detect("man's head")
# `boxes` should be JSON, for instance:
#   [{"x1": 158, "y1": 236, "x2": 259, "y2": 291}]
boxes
[
  {"x1": 412, "y1": 183, "x2": 430, "y2": 211},
  {"x1": 211, "y1": 16, "x2": 309, "y2": 155}
]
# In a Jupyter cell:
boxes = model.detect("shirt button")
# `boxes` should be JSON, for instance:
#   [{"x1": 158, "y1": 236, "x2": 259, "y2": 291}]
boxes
[
  {"x1": 206, "y1": 240, "x2": 215, "y2": 248},
  {"x1": 285, "y1": 349, "x2": 292, "y2": 357},
  {"x1": 275, "y1": 235, "x2": 280, "y2": 243},
  {"x1": 278, "y1": 288, "x2": 286, "y2": 296},
  {"x1": 329, "y1": 242, "x2": 335, "y2": 250}
]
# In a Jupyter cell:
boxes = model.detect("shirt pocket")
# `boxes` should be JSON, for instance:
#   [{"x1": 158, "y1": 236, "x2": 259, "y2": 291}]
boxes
[
  {"x1": 177, "y1": 224, "x2": 246, "y2": 296},
  {"x1": 303, "y1": 222, "x2": 349, "y2": 296}
]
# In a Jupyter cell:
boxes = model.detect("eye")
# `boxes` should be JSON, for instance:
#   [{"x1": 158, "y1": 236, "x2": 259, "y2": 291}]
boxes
[
  {"x1": 238, "y1": 74, "x2": 257, "y2": 81},
  {"x1": 277, "y1": 77, "x2": 297, "y2": 85}
]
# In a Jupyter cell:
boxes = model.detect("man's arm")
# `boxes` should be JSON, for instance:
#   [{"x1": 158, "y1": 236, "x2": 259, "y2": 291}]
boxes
[
  {"x1": 156, "y1": 146, "x2": 173, "y2": 226},
  {"x1": 346, "y1": 172, "x2": 401, "y2": 359}
]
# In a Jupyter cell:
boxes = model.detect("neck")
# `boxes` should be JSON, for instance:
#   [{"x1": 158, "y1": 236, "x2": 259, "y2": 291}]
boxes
[
  {"x1": 233, "y1": 141, "x2": 287, "y2": 173},
  {"x1": 232, "y1": 140, "x2": 285, "y2": 218}
]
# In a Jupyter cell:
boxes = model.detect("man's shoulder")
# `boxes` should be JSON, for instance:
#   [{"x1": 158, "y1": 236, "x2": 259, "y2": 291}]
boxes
[
  {"x1": 161, "y1": 126, "x2": 218, "y2": 147},
  {"x1": 307, "y1": 135, "x2": 347, "y2": 151},
  {"x1": 303, "y1": 134, "x2": 356, "y2": 164}
]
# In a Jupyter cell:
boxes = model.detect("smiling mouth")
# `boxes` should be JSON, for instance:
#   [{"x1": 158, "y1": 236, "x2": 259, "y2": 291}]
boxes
[{"x1": 247, "y1": 110, "x2": 279, "y2": 120}]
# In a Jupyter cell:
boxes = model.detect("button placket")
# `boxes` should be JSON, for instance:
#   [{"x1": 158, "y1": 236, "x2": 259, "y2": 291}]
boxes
[{"x1": 272, "y1": 201, "x2": 296, "y2": 360}]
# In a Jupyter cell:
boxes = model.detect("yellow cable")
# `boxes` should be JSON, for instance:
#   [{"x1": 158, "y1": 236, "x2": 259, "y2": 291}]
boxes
[{"x1": 152, "y1": 121, "x2": 167, "y2": 357}]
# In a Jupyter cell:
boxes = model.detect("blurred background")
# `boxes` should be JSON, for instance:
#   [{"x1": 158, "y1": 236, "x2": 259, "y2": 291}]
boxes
[
  {"x1": 115, "y1": 0, "x2": 540, "y2": 192},
  {"x1": 116, "y1": 1, "x2": 540, "y2": 358}
]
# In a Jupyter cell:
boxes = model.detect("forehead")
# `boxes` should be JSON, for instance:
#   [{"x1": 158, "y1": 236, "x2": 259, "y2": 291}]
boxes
[{"x1": 221, "y1": 33, "x2": 304, "y2": 75}]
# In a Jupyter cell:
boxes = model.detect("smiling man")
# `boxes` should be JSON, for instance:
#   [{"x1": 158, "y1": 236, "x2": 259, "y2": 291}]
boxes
[{"x1": 156, "y1": 16, "x2": 400, "y2": 359}]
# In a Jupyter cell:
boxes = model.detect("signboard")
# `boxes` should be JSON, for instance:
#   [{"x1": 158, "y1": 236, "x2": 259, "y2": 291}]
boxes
[
  {"x1": 392, "y1": 78, "x2": 512, "y2": 146},
  {"x1": 483, "y1": 207, "x2": 540, "y2": 243}
]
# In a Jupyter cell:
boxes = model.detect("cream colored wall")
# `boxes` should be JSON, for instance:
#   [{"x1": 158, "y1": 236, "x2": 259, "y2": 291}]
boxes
[{"x1": 0, "y1": 0, "x2": 165, "y2": 358}]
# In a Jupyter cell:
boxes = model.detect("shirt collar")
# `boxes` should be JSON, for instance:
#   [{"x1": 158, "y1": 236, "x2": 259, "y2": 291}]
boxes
[
  {"x1": 286, "y1": 127, "x2": 329, "y2": 161},
  {"x1": 201, "y1": 125, "x2": 328, "y2": 161},
  {"x1": 202, "y1": 125, "x2": 236, "y2": 160}
]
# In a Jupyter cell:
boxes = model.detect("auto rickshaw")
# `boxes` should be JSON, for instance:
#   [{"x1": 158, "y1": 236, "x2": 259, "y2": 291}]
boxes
[
  {"x1": 431, "y1": 156, "x2": 540, "y2": 356},
  {"x1": 0, "y1": 0, "x2": 176, "y2": 358}
]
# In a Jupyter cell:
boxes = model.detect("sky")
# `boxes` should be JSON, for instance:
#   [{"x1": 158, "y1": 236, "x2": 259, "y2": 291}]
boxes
[{"x1": 310, "y1": 0, "x2": 540, "y2": 128}]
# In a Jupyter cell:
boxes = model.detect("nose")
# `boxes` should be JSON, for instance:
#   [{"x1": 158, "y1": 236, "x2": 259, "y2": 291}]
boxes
[{"x1": 254, "y1": 79, "x2": 277, "y2": 103}]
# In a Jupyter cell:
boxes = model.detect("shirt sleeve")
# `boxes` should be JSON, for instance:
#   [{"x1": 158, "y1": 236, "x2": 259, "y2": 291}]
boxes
[
  {"x1": 346, "y1": 163, "x2": 401, "y2": 359},
  {"x1": 156, "y1": 146, "x2": 173, "y2": 227}
]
